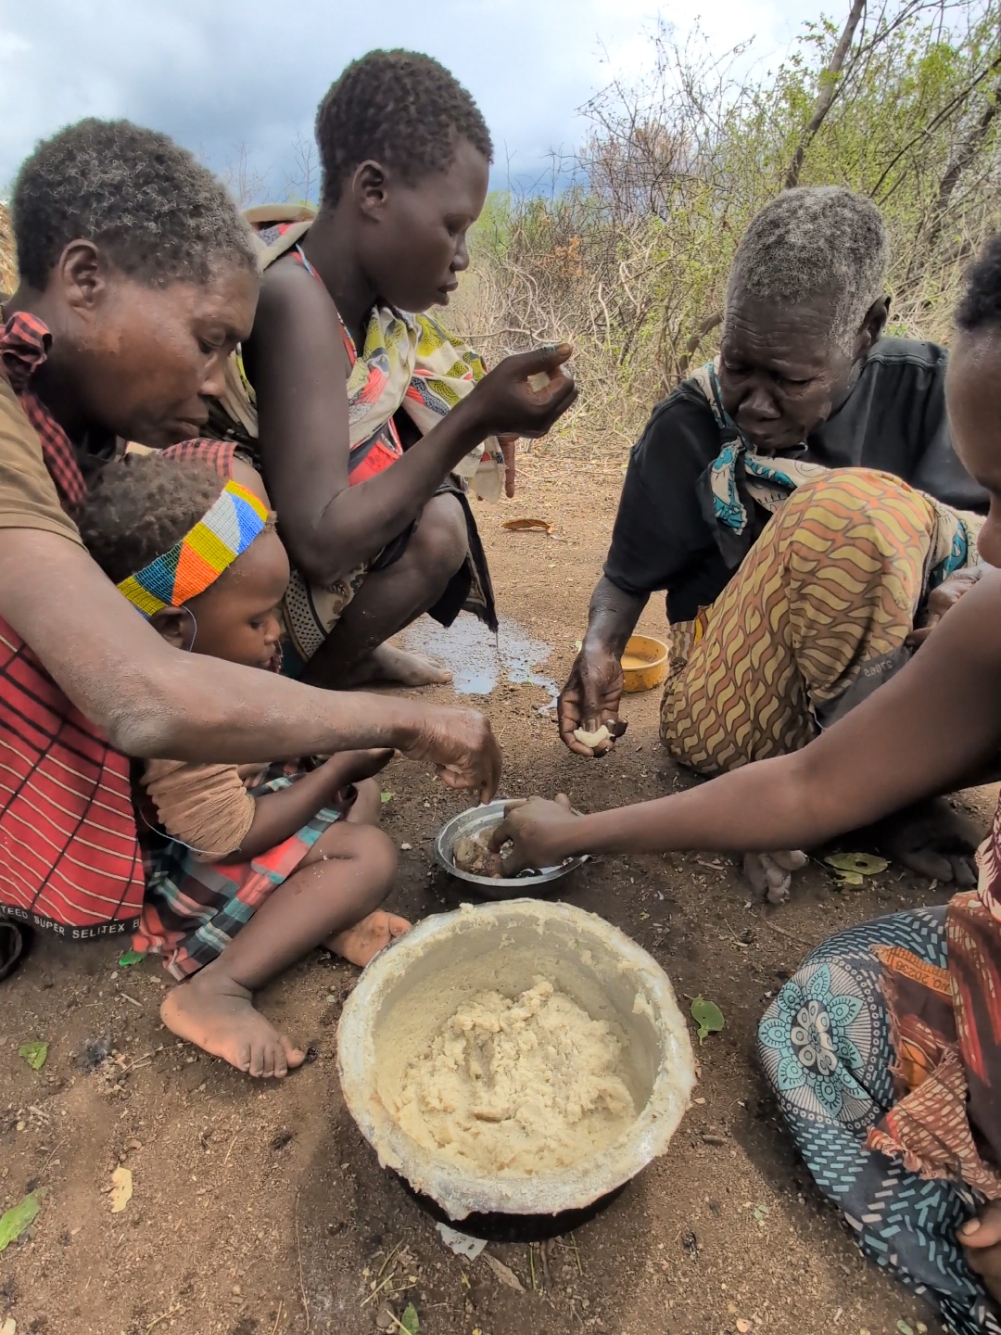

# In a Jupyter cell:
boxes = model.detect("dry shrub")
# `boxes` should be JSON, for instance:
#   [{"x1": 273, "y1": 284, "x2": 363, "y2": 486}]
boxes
[
  {"x1": 449, "y1": 1, "x2": 1001, "y2": 462},
  {"x1": 0, "y1": 203, "x2": 16, "y2": 295}
]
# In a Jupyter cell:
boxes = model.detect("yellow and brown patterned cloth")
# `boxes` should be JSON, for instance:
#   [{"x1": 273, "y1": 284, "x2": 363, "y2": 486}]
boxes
[{"x1": 661, "y1": 469, "x2": 982, "y2": 775}]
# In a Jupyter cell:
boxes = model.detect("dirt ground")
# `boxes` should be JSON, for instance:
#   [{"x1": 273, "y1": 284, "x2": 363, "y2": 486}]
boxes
[{"x1": 1, "y1": 453, "x2": 977, "y2": 1335}]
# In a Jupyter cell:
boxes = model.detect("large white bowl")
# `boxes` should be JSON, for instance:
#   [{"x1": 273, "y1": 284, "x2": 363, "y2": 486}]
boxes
[{"x1": 337, "y1": 899, "x2": 696, "y2": 1221}]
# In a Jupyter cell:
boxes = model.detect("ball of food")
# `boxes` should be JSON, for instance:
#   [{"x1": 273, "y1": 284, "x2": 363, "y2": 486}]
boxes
[{"x1": 452, "y1": 832, "x2": 509, "y2": 878}]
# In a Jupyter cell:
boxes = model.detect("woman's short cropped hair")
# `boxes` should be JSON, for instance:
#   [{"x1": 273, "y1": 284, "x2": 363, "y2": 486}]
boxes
[
  {"x1": 727, "y1": 186, "x2": 889, "y2": 353},
  {"x1": 957, "y1": 234, "x2": 1001, "y2": 335},
  {"x1": 315, "y1": 50, "x2": 492, "y2": 206},
  {"x1": 12, "y1": 118, "x2": 256, "y2": 290}
]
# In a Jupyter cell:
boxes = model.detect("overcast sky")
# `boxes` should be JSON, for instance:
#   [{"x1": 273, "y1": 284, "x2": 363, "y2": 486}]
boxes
[{"x1": 1, "y1": 0, "x2": 818, "y2": 200}]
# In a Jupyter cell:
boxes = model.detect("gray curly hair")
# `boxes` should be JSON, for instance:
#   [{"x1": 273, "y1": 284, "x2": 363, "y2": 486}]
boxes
[
  {"x1": 12, "y1": 119, "x2": 257, "y2": 290},
  {"x1": 726, "y1": 186, "x2": 889, "y2": 353}
]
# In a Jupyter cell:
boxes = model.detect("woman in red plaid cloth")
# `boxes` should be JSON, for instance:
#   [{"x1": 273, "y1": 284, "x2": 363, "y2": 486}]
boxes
[{"x1": 0, "y1": 118, "x2": 504, "y2": 979}]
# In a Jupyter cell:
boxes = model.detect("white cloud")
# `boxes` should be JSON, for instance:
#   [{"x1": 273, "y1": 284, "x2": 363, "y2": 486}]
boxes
[{"x1": 0, "y1": 0, "x2": 813, "y2": 195}]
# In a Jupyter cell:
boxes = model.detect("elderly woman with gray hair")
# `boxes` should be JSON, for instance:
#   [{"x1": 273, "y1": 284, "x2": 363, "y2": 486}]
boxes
[{"x1": 558, "y1": 185, "x2": 987, "y2": 898}]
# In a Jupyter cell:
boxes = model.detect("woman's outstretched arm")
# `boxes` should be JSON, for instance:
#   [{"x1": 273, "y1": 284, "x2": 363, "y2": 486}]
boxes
[
  {"x1": 0, "y1": 527, "x2": 502, "y2": 800},
  {"x1": 497, "y1": 570, "x2": 1001, "y2": 867}
]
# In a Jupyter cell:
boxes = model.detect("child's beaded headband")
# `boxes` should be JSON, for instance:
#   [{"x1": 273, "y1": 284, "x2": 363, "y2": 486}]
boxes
[{"x1": 117, "y1": 479, "x2": 270, "y2": 619}]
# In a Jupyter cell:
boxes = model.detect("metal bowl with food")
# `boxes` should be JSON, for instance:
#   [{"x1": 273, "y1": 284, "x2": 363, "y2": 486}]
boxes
[{"x1": 434, "y1": 800, "x2": 586, "y2": 899}]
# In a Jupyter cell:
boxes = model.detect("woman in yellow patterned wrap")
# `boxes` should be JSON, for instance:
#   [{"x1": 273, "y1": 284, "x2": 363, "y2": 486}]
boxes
[{"x1": 558, "y1": 187, "x2": 987, "y2": 897}]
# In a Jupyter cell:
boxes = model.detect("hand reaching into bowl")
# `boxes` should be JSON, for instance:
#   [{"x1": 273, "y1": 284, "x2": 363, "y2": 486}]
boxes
[
  {"x1": 490, "y1": 793, "x2": 581, "y2": 873},
  {"x1": 399, "y1": 706, "x2": 502, "y2": 804}
]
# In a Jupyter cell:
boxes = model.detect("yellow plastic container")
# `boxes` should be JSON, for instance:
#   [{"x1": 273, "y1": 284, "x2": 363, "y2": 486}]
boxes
[{"x1": 620, "y1": 633, "x2": 669, "y2": 693}]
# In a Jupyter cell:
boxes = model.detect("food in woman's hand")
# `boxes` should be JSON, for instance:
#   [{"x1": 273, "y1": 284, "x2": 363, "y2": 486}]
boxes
[
  {"x1": 527, "y1": 370, "x2": 552, "y2": 393},
  {"x1": 574, "y1": 724, "x2": 611, "y2": 748}
]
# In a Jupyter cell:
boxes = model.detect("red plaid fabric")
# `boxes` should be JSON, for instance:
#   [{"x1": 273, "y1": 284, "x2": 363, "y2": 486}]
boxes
[
  {"x1": 0, "y1": 313, "x2": 234, "y2": 936},
  {"x1": 161, "y1": 437, "x2": 235, "y2": 476},
  {"x1": 0, "y1": 621, "x2": 144, "y2": 937},
  {"x1": 1, "y1": 313, "x2": 86, "y2": 507}
]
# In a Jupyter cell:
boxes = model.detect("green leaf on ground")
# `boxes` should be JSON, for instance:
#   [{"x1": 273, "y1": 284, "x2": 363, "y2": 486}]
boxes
[
  {"x1": 0, "y1": 1192, "x2": 42, "y2": 1253},
  {"x1": 401, "y1": 1303, "x2": 420, "y2": 1334},
  {"x1": 824, "y1": 852, "x2": 889, "y2": 876},
  {"x1": 896, "y1": 1322, "x2": 915, "y2": 1335},
  {"x1": 832, "y1": 870, "x2": 865, "y2": 888},
  {"x1": 380, "y1": 791, "x2": 394, "y2": 805},
  {"x1": 573, "y1": 639, "x2": 583, "y2": 651},
  {"x1": 117, "y1": 949, "x2": 145, "y2": 968},
  {"x1": 690, "y1": 995, "x2": 725, "y2": 1044},
  {"x1": 18, "y1": 1042, "x2": 48, "y2": 1071},
  {"x1": 753, "y1": 1203, "x2": 769, "y2": 1222}
]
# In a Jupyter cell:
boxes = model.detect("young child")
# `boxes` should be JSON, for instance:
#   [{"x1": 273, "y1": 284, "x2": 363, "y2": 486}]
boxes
[{"x1": 77, "y1": 453, "x2": 409, "y2": 1078}]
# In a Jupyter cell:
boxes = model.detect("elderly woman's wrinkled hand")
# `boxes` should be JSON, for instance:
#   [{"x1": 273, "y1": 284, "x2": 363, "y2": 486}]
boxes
[
  {"x1": 908, "y1": 566, "x2": 984, "y2": 649},
  {"x1": 558, "y1": 645, "x2": 625, "y2": 756},
  {"x1": 400, "y1": 707, "x2": 502, "y2": 806},
  {"x1": 489, "y1": 794, "x2": 579, "y2": 872}
]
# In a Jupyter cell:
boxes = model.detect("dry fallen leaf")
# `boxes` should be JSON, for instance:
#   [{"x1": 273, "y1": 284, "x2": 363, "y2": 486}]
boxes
[
  {"x1": 737, "y1": 1321, "x2": 752, "y2": 1334},
  {"x1": 110, "y1": 1166, "x2": 133, "y2": 1214},
  {"x1": 1, "y1": 1318, "x2": 16, "y2": 1335},
  {"x1": 502, "y1": 517, "x2": 553, "y2": 535},
  {"x1": 482, "y1": 1253, "x2": 526, "y2": 1292}
]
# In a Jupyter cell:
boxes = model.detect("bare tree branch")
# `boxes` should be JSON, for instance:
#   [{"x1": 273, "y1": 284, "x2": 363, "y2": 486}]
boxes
[
  {"x1": 785, "y1": 0, "x2": 867, "y2": 188},
  {"x1": 921, "y1": 75, "x2": 1000, "y2": 253}
]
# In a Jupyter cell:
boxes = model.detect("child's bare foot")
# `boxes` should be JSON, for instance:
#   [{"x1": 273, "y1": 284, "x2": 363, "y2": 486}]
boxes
[
  {"x1": 160, "y1": 969, "x2": 305, "y2": 1078},
  {"x1": 327, "y1": 911, "x2": 411, "y2": 967}
]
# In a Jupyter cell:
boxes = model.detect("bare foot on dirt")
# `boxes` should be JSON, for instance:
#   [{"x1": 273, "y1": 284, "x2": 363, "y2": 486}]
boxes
[
  {"x1": 872, "y1": 797, "x2": 983, "y2": 885},
  {"x1": 327, "y1": 911, "x2": 411, "y2": 967},
  {"x1": 335, "y1": 643, "x2": 452, "y2": 690},
  {"x1": 160, "y1": 971, "x2": 304, "y2": 1078}
]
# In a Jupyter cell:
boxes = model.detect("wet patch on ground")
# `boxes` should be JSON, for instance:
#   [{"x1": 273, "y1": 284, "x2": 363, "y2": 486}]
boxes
[{"x1": 402, "y1": 614, "x2": 558, "y2": 704}]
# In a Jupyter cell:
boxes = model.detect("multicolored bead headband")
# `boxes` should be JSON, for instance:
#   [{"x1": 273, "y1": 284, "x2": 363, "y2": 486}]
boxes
[{"x1": 117, "y1": 479, "x2": 270, "y2": 619}]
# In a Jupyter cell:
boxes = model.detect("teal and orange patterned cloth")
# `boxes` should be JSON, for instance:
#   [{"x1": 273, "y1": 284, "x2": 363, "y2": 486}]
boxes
[
  {"x1": 758, "y1": 802, "x2": 1001, "y2": 1334},
  {"x1": 117, "y1": 478, "x2": 269, "y2": 618},
  {"x1": 867, "y1": 808, "x2": 1001, "y2": 1199},
  {"x1": 759, "y1": 909, "x2": 997, "y2": 1334}
]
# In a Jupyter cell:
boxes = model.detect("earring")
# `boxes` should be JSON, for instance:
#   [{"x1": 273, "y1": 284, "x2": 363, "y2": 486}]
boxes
[{"x1": 180, "y1": 605, "x2": 198, "y2": 653}]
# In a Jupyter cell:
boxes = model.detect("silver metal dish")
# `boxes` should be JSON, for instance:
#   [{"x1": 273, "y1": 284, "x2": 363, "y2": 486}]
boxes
[{"x1": 434, "y1": 800, "x2": 585, "y2": 898}]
